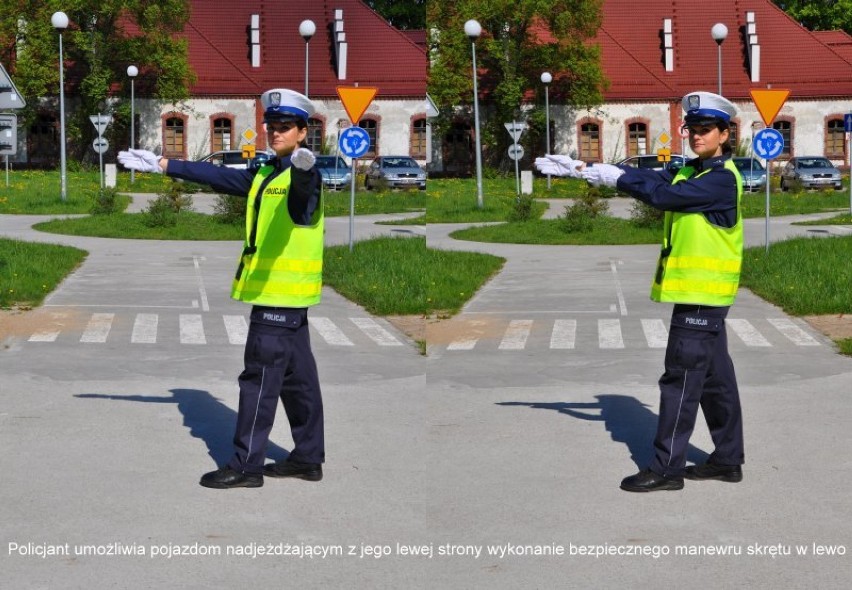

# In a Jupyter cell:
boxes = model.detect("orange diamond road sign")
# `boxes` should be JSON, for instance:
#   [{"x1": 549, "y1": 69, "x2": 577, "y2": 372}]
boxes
[
  {"x1": 336, "y1": 86, "x2": 378, "y2": 124},
  {"x1": 750, "y1": 89, "x2": 791, "y2": 127}
]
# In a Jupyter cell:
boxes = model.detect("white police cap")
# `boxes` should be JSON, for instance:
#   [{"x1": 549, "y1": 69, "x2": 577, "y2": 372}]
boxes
[
  {"x1": 260, "y1": 88, "x2": 315, "y2": 122},
  {"x1": 682, "y1": 91, "x2": 737, "y2": 124}
]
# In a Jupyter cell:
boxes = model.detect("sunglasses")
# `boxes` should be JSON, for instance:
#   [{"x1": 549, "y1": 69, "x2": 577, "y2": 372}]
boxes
[
  {"x1": 266, "y1": 122, "x2": 298, "y2": 134},
  {"x1": 681, "y1": 125, "x2": 718, "y2": 137}
]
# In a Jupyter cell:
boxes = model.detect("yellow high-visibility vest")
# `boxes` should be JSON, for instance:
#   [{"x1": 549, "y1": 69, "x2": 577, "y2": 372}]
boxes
[
  {"x1": 650, "y1": 159, "x2": 743, "y2": 306},
  {"x1": 231, "y1": 166, "x2": 324, "y2": 307}
]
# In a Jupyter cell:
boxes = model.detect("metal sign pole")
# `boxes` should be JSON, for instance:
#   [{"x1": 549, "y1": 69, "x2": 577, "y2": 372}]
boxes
[
  {"x1": 849, "y1": 131, "x2": 851, "y2": 217},
  {"x1": 98, "y1": 115, "x2": 104, "y2": 189},
  {"x1": 765, "y1": 157, "x2": 770, "y2": 253},
  {"x1": 513, "y1": 121, "x2": 520, "y2": 196},
  {"x1": 349, "y1": 158, "x2": 356, "y2": 252},
  {"x1": 5, "y1": 155, "x2": 8, "y2": 188}
]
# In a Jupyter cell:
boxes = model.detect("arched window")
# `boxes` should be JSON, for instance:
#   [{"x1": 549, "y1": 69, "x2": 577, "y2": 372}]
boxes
[
  {"x1": 410, "y1": 117, "x2": 427, "y2": 158},
  {"x1": 772, "y1": 120, "x2": 793, "y2": 157},
  {"x1": 212, "y1": 117, "x2": 233, "y2": 152},
  {"x1": 825, "y1": 118, "x2": 845, "y2": 159},
  {"x1": 306, "y1": 117, "x2": 324, "y2": 153},
  {"x1": 627, "y1": 122, "x2": 648, "y2": 157},
  {"x1": 579, "y1": 121, "x2": 601, "y2": 161},
  {"x1": 163, "y1": 116, "x2": 186, "y2": 159},
  {"x1": 728, "y1": 121, "x2": 739, "y2": 151},
  {"x1": 358, "y1": 118, "x2": 379, "y2": 157}
]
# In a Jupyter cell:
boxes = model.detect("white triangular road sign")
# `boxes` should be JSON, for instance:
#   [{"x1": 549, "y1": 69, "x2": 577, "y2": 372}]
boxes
[
  {"x1": 90, "y1": 114, "x2": 113, "y2": 137},
  {"x1": 0, "y1": 63, "x2": 26, "y2": 110},
  {"x1": 504, "y1": 121, "x2": 527, "y2": 143}
]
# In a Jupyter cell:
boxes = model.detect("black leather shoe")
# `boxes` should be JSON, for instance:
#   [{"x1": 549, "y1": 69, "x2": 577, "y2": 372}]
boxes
[
  {"x1": 263, "y1": 460, "x2": 323, "y2": 481},
  {"x1": 620, "y1": 469, "x2": 684, "y2": 492},
  {"x1": 684, "y1": 463, "x2": 743, "y2": 482},
  {"x1": 199, "y1": 467, "x2": 263, "y2": 489}
]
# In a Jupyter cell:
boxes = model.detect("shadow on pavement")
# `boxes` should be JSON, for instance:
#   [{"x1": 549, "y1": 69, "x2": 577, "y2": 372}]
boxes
[
  {"x1": 75, "y1": 388, "x2": 291, "y2": 466},
  {"x1": 497, "y1": 394, "x2": 710, "y2": 468}
]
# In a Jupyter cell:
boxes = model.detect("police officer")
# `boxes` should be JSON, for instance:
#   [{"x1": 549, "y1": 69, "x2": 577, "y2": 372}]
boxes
[
  {"x1": 535, "y1": 91, "x2": 745, "y2": 492},
  {"x1": 118, "y1": 88, "x2": 326, "y2": 489}
]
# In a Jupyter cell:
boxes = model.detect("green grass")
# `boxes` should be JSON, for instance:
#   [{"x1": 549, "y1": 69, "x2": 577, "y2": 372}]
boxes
[
  {"x1": 322, "y1": 188, "x2": 426, "y2": 217},
  {"x1": 0, "y1": 239, "x2": 87, "y2": 309},
  {"x1": 741, "y1": 235, "x2": 852, "y2": 315},
  {"x1": 0, "y1": 170, "x2": 167, "y2": 214},
  {"x1": 33, "y1": 212, "x2": 244, "y2": 240},
  {"x1": 740, "y1": 190, "x2": 850, "y2": 218},
  {"x1": 323, "y1": 236, "x2": 504, "y2": 316},
  {"x1": 449, "y1": 217, "x2": 660, "y2": 245},
  {"x1": 0, "y1": 169, "x2": 424, "y2": 217},
  {"x1": 425, "y1": 178, "x2": 552, "y2": 223},
  {"x1": 838, "y1": 339, "x2": 852, "y2": 355}
]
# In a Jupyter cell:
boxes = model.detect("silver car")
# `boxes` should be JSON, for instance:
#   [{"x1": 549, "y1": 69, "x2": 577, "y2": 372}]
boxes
[
  {"x1": 732, "y1": 157, "x2": 767, "y2": 192},
  {"x1": 617, "y1": 153, "x2": 687, "y2": 173},
  {"x1": 780, "y1": 156, "x2": 843, "y2": 191},
  {"x1": 315, "y1": 155, "x2": 351, "y2": 190},
  {"x1": 365, "y1": 156, "x2": 427, "y2": 190}
]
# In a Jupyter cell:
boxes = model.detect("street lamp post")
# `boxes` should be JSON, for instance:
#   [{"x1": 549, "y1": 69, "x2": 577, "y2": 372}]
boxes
[
  {"x1": 465, "y1": 19, "x2": 484, "y2": 209},
  {"x1": 51, "y1": 11, "x2": 69, "y2": 202},
  {"x1": 299, "y1": 20, "x2": 316, "y2": 98},
  {"x1": 127, "y1": 65, "x2": 138, "y2": 184},
  {"x1": 541, "y1": 72, "x2": 552, "y2": 190},
  {"x1": 711, "y1": 23, "x2": 728, "y2": 95}
]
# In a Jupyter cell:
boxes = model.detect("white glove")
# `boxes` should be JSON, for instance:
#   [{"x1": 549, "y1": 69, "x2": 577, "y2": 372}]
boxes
[
  {"x1": 534, "y1": 155, "x2": 585, "y2": 178},
  {"x1": 581, "y1": 163, "x2": 625, "y2": 187},
  {"x1": 117, "y1": 149, "x2": 163, "y2": 173},
  {"x1": 291, "y1": 148, "x2": 316, "y2": 171}
]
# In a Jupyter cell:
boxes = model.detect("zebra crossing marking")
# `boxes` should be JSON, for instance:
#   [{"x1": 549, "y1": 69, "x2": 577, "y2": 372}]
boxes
[
  {"x1": 131, "y1": 313, "x2": 158, "y2": 344},
  {"x1": 18, "y1": 312, "x2": 826, "y2": 352},
  {"x1": 223, "y1": 315, "x2": 248, "y2": 345},
  {"x1": 641, "y1": 319, "x2": 669, "y2": 348},
  {"x1": 727, "y1": 318, "x2": 771, "y2": 347},
  {"x1": 80, "y1": 313, "x2": 114, "y2": 343},
  {"x1": 499, "y1": 320, "x2": 533, "y2": 350},
  {"x1": 179, "y1": 314, "x2": 206, "y2": 345},
  {"x1": 550, "y1": 319, "x2": 577, "y2": 349},
  {"x1": 350, "y1": 317, "x2": 403, "y2": 346},
  {"x1": 766, "y1": 317, "x2": 820, "y2": 346},
  {"x1": 311, "y1": 316, "x2": 354, "y2": 346},
  {"x1": 598, "y1": 319, "x2": 624, "y2": 349}
]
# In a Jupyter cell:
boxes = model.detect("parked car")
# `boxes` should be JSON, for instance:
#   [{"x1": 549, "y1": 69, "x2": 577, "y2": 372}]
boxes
[
  {"x1": 365, "y1": 156, "x2": 427, "y2": 190},
  {"x1": 315, "y1": 155, "x2": 351, "y2": 190},
  {"x1": 732, "y1": 157, "x2": 767, "y2": 192},
  {"x1": 780, "y1": 156, "x2": 843, "y2": 191},
  {"x1": 198, "y1": 149, "x2": 251, "y2": 169},
  {"x1": 617, "y1": 153, "x2": 687, "y2": 172}
]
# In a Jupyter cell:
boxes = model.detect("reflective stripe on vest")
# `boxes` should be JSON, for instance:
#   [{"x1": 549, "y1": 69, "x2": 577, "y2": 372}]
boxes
[
  {"x1": 231, "y1": 165, "x2": 324, "y2": 307},
  {"x1": 650, "y1": 159, "x2": 743, "y2": 306}
]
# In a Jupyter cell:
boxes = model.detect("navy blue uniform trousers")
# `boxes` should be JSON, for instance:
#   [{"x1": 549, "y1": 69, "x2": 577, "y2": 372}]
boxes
[
  {"x1": 650, "y1": 304, "x2": 744, "y2": 477},
  {"x1": 227, "y1": 306, "x2": 325, "y2": 475}
]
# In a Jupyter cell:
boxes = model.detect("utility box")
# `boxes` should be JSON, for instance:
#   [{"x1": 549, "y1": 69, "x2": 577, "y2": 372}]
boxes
[
  {"x1": 105, "y1": 163, "x2": 117, "y2": 188},
  {"x1": 521, "y1": 170, "x2": 533, "y2": 194}
]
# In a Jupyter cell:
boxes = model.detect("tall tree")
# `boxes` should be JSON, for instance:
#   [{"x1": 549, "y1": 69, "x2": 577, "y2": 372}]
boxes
[
  {"x1": 773, "y1": 1, "x2": 852, "y2": 33},
  {"x1": 428, "y1": 0, "x2": 605, "y2": 170},
  {"x1": 364, "y1": 0, "x2": 426, "y2": 30},
  {"x1": 0, "y1": 0, "x2": 195, "y2": 160}
]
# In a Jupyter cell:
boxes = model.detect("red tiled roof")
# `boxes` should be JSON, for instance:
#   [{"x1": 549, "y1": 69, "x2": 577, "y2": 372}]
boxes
[
  {"x1": 184, "y1": 0, "x2": 426, "y2": 99},
  {"x1": 813, "y1": 30, "x2": 852, "y2": 63},
  {"x1": 598, "y1": 0, "x2": 852, "y2": 101}
]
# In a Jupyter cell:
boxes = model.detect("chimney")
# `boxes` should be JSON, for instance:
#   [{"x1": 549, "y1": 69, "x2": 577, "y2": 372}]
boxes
[
  {"x1": 335, "y1": 9, "x2": 348, "y2": 80},
  {"x1": 663, "y1": 19, "x2": 674, "y2": 72},
  {"x1": 746, "y1": 11, "x2": 760, "y2": 81},
  {"x1": 250, "y1": 14, "x2": 261, "y2": 68}
]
